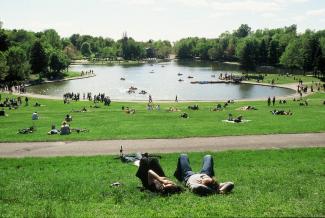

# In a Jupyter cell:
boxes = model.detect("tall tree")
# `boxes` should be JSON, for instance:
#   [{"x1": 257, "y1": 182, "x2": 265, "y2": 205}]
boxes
[
  {"x1": 268, "y1": 39, "x2": 280, "y2": 66},
  {"x1": 30, "y1": 40, "x2": 48, "y2": 76},
  {"x1": 80, "y1": 42, "x2": 92, "y2": 57},
  {"x1": 234, "y1": 24, "x2": 251, "y2": 38},
  {"x1": 239, "y1": 38, "x2": 258, "y2": 72},
  {"x1": 0, "y1": 51, "x2": 8, "y2": 82},
  {"x1": 258, "y1": 38, "x2": 268, "y2": 65},
  {"x1": 0, "y1": 30, "x2": 9, "y2": 51},
  {"x1": 6, "y1": 46, "x2": 30, "y2": 83},
  {"x1": 49, "y1": 51, "x2": 69, "y2": 78},
  {"x1": 280, "y1": 39, "x2": 303, "y2": 70},
  {"x1": 41, "y1": 29, "x2": 62, "y2": 49}
]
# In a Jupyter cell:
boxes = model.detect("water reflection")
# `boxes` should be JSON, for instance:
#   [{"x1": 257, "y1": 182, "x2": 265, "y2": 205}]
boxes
[{"x1": 27, "y1": 61, "x2": 295, "y2": 101}]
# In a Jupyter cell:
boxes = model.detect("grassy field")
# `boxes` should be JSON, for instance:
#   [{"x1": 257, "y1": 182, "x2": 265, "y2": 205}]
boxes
[
  {"x1": 241, "y1": 73, "x2": 322, "y2": 85},
  {"x1": 62, "y1": 71, "x2": 81, "y2": 79},
  {"x1": 0, "y1": 92, "x2": 324, "y2": 142},
  {"x1": 0, "y1": 148, "x2": 324, "y2": 217}
]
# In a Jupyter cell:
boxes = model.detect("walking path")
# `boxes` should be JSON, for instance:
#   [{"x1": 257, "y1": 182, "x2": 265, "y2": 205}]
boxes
[{"x1": 1, "y1": 133, "x2": 324, "y2": 158}]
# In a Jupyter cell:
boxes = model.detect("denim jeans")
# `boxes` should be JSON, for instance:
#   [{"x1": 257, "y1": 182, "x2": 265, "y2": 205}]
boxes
[{"x1": 174, "y1": 154, "x2": 215, "y2": 182}]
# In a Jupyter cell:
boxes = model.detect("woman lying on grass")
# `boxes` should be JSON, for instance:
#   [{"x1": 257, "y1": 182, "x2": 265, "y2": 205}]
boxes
[{"x1": 135, "y1": 157, "x2": 182, "y2": 195}]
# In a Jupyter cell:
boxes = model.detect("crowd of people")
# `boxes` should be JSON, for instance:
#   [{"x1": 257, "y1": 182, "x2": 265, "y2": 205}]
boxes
[{"x1": 0, "y1": 84, "x2": 27, "y2": 94}]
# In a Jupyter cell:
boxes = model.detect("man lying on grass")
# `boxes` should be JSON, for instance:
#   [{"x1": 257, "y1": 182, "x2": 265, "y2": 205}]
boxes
[
  {"x1": 135, "y1": 156, "x2": 182, "y2": 195},
  {"x1": 174, "y1": 154, "x2": 234, "y2": 196}
]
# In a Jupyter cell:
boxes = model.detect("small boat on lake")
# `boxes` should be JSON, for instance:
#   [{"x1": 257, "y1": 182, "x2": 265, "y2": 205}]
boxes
[
  {"x1": 120, "y1": 77, "x2": 126, "y2": 80},
  {"x1": 139, "y1": 90, "x2": 147, "y2": 95},
  {"x1": 178, "y1": 79, "x2": 184, "y2": 82},
  {"x1": 177, "y1": 73, "x2": 183, "y2": 76},
  {"x1": 188, "y1": 76, "x2": 194, "y2": 79}
]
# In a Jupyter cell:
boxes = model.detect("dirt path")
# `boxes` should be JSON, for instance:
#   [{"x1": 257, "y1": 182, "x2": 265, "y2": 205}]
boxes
[{"x1": 0, "y1": 133, "x2": 324, "y2": 158}]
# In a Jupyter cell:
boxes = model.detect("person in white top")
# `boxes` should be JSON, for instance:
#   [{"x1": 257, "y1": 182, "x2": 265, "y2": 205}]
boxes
[
  {"x1": 174, "y1": 154, "x2": 234, "y2": 195},
  {"x1": 32, "y1": 112, "x2": 39, "y2": 120}
]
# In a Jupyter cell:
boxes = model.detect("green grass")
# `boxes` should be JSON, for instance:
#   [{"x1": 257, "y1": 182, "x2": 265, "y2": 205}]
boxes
[
  {"x1": 62, "y1": 71, "x2": 81, "y2": 79},
  {"x1": 242, "y1": 73, "x2": 321, "y2": 85},
  {"x1": 0, "y1": 92, "x2": 324, "y2": 142},
  {"x1": 0, "y1": 148, "x2": 324, "y2": 217}
]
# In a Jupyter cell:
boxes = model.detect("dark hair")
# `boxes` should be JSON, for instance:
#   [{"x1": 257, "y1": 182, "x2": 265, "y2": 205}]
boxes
[{"x1": 160, "y1": 184, "x2": 183, "y2": 195}]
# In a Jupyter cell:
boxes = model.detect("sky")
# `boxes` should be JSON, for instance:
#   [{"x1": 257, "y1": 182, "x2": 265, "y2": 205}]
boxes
[{"x1": 0, "y1": 0, "x2": 324, "y2": 41}]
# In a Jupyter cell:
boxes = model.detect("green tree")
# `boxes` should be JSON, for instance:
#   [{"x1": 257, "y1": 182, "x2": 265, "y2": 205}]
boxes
[
  {"x1": 48, "y1": 51, "x2": 69, "y2": 78},
  {"x1": 258, "y1": 38, "x2": 268, "y2": 65},
  {"x1": 41, "y1": 29, "x2": 62, "y2": 49},
  {"x1": 268, "y1": 39, "x2": 280, "y2": 66},
  {"x1": 0, "y1": 29, "x2": 9, "y2": 51},
  {"x1": 30, "y1": 40, "x2": 48, "y2": 77},
  {"x1": 0, "y1": 51, "x2": 8, "y2": 82},
  {"x1": 80, "y1": 42, "x2": 92, "y2": 57},
  {"x1": 6, "y1": 46, "x2": 30, "y2": 82},
  {"x1": 234, "y1": 24, "x2": 251, "y2": 38},
  {"x1": 238, "y1": 38, "x2": 258, "y2": 72},
  {"x1": 280, "y1": 39, "x2": 303, "y2": 70}
]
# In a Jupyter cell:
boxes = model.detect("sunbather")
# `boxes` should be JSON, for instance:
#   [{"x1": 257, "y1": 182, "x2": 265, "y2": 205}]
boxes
[
  {"x1": 135, "y1": 156, "x2": 182, "y2": 195},
  {"x1": 271, "y1": 110, "x2": 292, "y2": 115},
  {"x1": 18, "y1": 126, "x2": 35, "y2": 134},
  {"x1": 174, "y1": 154, "x2": 234, "y2": 196},
  {"x1": 48, "y1": 125, "x2": 60, "y2": 135}
]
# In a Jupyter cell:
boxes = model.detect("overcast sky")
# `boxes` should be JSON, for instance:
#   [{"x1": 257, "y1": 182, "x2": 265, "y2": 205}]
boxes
[{"x1": 0, "y1": 0, "x2": 324, "y2": 41}]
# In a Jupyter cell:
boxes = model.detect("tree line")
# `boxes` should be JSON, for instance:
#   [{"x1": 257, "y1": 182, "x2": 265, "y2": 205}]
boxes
[
  {"x1": 0, "y1": 23, "x2": 172, "y2": 86},
  {"x1": 0, "y1": 22, "x2": 324, "y2": 86},
  {"x1": 174, "y1": 24, "x2": 325, "y2": 78}
]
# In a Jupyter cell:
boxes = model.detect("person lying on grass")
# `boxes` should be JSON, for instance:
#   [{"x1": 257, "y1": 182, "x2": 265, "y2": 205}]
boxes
[
  {"x1": 174, "y1": 154, "x2": 234, "y2": 196},
  {"x1": 17, "y1": 126, "x2": 35, "y2": 134},
  {"x1": 271, "y1": 110, "x2": 293, "y2": 115},
  {"x1": 135, "y1": 156, "x2": 182, "y2": 195},
  {"x1": 228, "y1": 113, "x2": 243, "y2": 123},
  {"x1": 48, "y1": 124, "x2": 60, "y2": 135}
]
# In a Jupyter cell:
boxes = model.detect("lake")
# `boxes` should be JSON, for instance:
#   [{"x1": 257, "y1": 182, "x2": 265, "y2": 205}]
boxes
[{"x1": 27, "y1": 61, "x2": 295, "y2": 101}]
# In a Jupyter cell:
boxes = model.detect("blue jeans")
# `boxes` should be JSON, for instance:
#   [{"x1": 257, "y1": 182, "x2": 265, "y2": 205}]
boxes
[{"x1": 174, "y1": 154, "x2": 215, "y2": 182}]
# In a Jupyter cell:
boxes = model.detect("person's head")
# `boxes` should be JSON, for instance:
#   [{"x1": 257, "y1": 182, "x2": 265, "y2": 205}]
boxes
[
  {"x1": 51, "y1": 124, "x2": 56, "y2": 129},
  {"x1": 202, "y1": 177, "x2": 220, "y2": 191},
  {"x1": 160, "y1": 183, "x2": 183, "y2": 195}
]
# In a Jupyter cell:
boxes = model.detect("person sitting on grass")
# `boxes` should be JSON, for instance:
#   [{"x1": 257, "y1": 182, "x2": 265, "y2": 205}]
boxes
[
  {"x1": 124, "y1": 107, "x2": 136, "y2": 114},
  {"x1": 48, "y1": 124, "x2": 60, "y2": 135},
  {"x1": 174, "y1": 154, "x2": 234, "y2": 196},
  {"x1": 65, "y1": 114, "x2": 72, "y2": 122},
  {"x1": 211, "y1": 104, "x2": 223, "y2": 111},
  {"x1": 32, "y1": 112, "x2": 39, "y2": 120},
  {"x1": 180, "y1": 112, "x2": 189, "y2": 118},
  {"x1": 60, "y1": 121, "x2": 71, "y2": 135},
  {"x1": 188, "y1": 104, "x2": 199, "y2": 110},
  {"x1": 228, "y1": 113, "x2": 233, "y2": 121},
  {"x1": 135, "y1": 156, "x2": 182, "y2": 195}
]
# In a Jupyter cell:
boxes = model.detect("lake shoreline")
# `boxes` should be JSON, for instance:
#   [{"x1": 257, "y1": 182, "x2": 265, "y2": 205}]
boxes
[{"x1": 5, "y1": 81, "x2": 309, "y2": 102}]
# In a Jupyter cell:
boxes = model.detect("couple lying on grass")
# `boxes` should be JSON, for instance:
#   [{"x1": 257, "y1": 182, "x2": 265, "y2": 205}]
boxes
[{"x1": 135, "y1": 154, "x2": 234, "y2": 196}]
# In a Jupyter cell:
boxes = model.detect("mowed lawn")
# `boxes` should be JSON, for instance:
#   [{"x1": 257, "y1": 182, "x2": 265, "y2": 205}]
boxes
[
  {"x1": 0, "y1": 148, "x2": 324, "y2": 217},
  {"x1": 0, "y1": 92, "x2": 324, "y2": 142},
  {"x1": 242, "y1": 73, "x2": 322, "y2": 85}
]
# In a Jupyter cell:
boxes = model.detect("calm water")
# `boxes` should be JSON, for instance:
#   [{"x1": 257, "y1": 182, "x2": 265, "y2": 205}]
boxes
[{"x1": 27, "y1": 61, "x2": 295, "y2": 101}]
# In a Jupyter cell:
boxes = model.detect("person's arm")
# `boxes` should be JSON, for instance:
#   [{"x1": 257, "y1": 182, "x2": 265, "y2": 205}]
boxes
[{"x1": 148, "y1": 169, "x2": 165, "y2": 183}]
